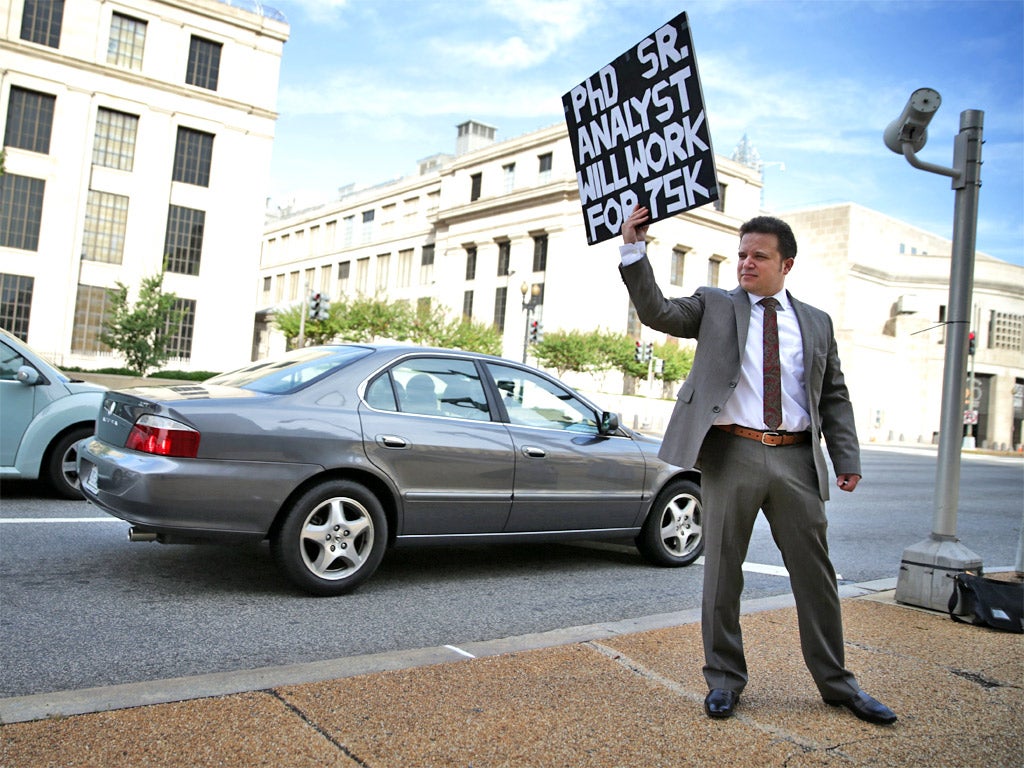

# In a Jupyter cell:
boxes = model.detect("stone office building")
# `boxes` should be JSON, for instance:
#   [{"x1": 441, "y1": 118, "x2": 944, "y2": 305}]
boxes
[{"x1": 1, "y1": 0, "x2": 289, "y2": 372}]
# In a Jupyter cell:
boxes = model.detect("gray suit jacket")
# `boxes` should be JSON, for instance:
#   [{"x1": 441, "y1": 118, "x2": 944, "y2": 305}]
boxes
[{"x1": 621, "y1": 256, "x2": 861, "y2": 501}]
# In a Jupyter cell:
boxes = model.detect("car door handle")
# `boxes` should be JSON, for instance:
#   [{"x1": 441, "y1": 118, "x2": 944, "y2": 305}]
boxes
[
  {"x1": 521, "y1": 445, "x2": 546, "y2": 458},
  {"x1": 377, "y1": 435, "x2": 409, "y2": 449}
]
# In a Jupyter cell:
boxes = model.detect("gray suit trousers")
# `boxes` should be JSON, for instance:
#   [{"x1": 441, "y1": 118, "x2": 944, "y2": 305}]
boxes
[{"x1": 699, "y1": 428, "x2": 860, "y2": 700}]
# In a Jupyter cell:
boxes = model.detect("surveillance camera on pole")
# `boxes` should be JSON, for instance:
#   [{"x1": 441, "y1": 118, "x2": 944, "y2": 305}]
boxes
[
  {"x1": 884, "y1": 88, "x2": 987, "y2": 612},
  {"x1": 883, "y1": 87, "x2": 941, "y2": 154}
]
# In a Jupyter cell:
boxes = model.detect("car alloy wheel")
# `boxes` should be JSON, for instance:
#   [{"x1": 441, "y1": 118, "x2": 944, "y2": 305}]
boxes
[
  {"x1": 636, "y1": 477, "x2": 703, "y2": 567},
  {"x1": 272, "y1": 480, "x2": 388, "y2": 596},
  {"x1": 46, "y1": 426, "x2": 93, "y2": 500}
]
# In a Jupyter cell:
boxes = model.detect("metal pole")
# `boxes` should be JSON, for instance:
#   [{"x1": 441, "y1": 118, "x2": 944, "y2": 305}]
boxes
[
  {"x1": 894, "y1": 108, "x2": 985, "y2": 610},
  {"x1": 522, "y1": 304, "x2": 532, "y2": 364},
  {"x1": 931, "y1": 110, "x2": 983, "y2": 539}
]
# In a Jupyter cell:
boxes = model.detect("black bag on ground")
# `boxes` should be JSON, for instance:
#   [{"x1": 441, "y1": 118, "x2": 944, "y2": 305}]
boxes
[{"x1": 948, "y1": 572, "x2": 1024, "y2": 633}]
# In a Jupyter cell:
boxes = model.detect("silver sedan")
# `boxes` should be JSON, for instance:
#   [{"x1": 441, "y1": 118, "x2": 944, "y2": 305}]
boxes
[{"x1": 78, "y1": 344, "x2": 702, "y2": 595}]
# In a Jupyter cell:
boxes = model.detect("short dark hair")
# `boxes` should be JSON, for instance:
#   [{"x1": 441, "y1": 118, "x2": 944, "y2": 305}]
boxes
[{"x1": 739, "y1": 216, "x2": 797, "y2": 262}]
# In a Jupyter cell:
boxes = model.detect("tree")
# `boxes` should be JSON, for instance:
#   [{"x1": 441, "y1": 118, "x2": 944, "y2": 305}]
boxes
[
  {"x1": 532, "y1": 329, "x2": 607, "y2": 377},
  {"x1": 100, "y1": 273, "x2": 182, "y2": 375},
  {"x1": 654, "y1": 341, "x2": 695, "y2": 397},
  {"x1": 271, "y1": 294, "x2": 502, "y2": 354}
]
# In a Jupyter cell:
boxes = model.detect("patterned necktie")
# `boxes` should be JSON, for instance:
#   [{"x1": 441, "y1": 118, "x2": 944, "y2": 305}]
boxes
[{"x1": 759, "y1": 297, "x2": 782, "y2": 430}]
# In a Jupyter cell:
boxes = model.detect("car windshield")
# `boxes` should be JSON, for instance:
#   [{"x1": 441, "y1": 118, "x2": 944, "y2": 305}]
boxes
[{"x1": 206, "y1": 346, "x2": 372, "y2": 394}]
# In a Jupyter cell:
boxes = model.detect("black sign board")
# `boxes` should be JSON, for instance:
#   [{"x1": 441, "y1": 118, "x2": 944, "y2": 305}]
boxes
[{"x1": 562, "y1": 11, "x2": 718, "y2": 245}]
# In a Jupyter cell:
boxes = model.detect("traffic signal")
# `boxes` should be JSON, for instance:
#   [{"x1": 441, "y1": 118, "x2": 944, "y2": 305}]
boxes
[
  {"x1": 528, "y1": 320, "x2": 543, "y2": 344},
  {"x1": 644, "y1": 342, "x2": 654, "y2": 362},
  {"x1": 634, "y1": 340, "x2": 643, "y2": 362},
  {"x1": 968, "y1": 330, "x2": 976, "y2": 356},
  {"x1": 309, "y1": 292, "x2": 330, "y2": 321}
]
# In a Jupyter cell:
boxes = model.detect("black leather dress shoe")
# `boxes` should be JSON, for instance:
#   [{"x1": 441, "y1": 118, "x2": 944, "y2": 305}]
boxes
[
  {"x1": 704, "y1": 688, "x2": 739, "y2": 719},
  {"x1": 825, "y1": 691, "x2": 897, "y2": 725}
]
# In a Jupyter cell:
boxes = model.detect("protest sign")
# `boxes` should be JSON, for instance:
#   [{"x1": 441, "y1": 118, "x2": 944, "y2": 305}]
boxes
[{"x1": 562, "y1": 11, "x2": 719, "y2": 245}]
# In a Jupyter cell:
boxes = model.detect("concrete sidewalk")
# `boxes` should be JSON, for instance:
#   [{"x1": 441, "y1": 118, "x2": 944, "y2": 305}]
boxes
[{"x1": 2, "y1": 583, "x2": 1022, "y2": 767}]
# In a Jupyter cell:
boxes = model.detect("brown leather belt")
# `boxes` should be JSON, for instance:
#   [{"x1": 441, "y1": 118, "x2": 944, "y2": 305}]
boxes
[{"x1": 715, "y1": 424, "x2": 811, "y2": 446}]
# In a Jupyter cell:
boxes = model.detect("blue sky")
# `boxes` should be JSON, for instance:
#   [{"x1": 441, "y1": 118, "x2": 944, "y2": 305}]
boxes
[{"x1": 265, "y1": 0, "x2": 1024, "y2": 266}]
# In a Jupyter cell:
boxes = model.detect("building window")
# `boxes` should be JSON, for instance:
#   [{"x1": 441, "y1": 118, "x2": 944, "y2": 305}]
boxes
[
  {"x1": 319, "y1": 264, "x2": 331, "y2": 291},
  {"x1": 0, "y1": 174, "x2": 45, "y2": 251},
  {"x1": 493, "y1": 286, "x2": 507, "y2": 332},
  {"x1": 670, "y1": 247, "x2": 687, "y2": 286},
  {"x1": 465, "y1": 246, "x2": 477, "y2": 280},
  {"x1": 397, "y1": 249, "x2": 413, "y2": 288},
  {"x1": 496, "y1": 240, "x2": 511, "y2": 276},
  {"x1": 163, "y1": 205, "x2": 205, "y2": 275},
  {"x1": 185, "y1": 35, "x2": 221, "y2": 91},
  {"x1": 532, "y1": 234, "x2": 547, "y2": 272},
  {"x1": 71, "y1": 284, "x2": 112, "y2": 354},
  {"x1": 262, "y1": 276, "x2": 271, "y2": 300},
  {"x1": 173, "y1": 127, "x2": 214, "y2": 187},
  {"x1": 164, "y1": 298, "x2": 196, "y2": 360},
  {"x1": 4, "y1": 86, "x2": 56, "y2": 154},
  {"x1": 337, "y1": 261, "x2": 350, "y2": 294},
  {"x1": 82, "y1": 190, "x2": 129, "y2": 264},
  {"x1": 0, "y1": 273, "x2": 34, "y2": 340},
  {"x1": 288, "y1": 270, "x2": 299, "y2": 300},
  {"x1": 420, "y1": 244, "x2": 435, "y2": 285},
  {"x1": 20, "y1": 0, "x2": 64, "y2": 48},
  {"x1": 990, "y1": 311, "x2": 1023, "y2": 352},
  {"x1": 93, "y1": 108, "x2": 138, "y2": 171},
  {"x1": 707, "y1": 256, "x2": 723, "y2": 287},
  {"x1": 470, "y1": 173, "x2": 482, "y2": 202},
  {"x1": 462, "y1": 290, "x2": 474, "y2": 319},
  {"x1": 376, "y1": 253, "x2": 390, "y2": 291},
  {"x1": 107, "y1": 12, "x2": 146, "y2": 70},
  {"x1": 538, "y1": 152, "x2": 553, "y2": 183},
  {"x1": 361, "y1": 209, "x2": 374, "y2": 243},
  {"x1": 713, "y1": 183, "x2": 726, "y2": 212},
  {"x1": 503, "y1": 163, "x2": 515, "y2": 193},
  {"x1": 356, "y1": 257, "x2": 369, "y2": 293}
]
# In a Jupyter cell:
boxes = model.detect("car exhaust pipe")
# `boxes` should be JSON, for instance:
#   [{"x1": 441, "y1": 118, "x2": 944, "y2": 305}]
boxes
[{"x1": 128, "y1": 527, "x2": 158, "y2": 542}]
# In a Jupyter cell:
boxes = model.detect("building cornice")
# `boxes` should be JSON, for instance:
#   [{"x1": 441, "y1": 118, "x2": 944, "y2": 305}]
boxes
[
  {"x1": 433, "y1": 180, "x2": 579, "y2": 227},
  {"x1": 1, "y1": 40, "x2": 280, "y2": 121}
]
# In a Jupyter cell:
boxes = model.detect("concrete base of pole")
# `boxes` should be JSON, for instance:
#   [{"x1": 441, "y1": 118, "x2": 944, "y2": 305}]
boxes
[
  {"x1": 895, "y1": 536, "x2": 984, "y2": 611},
  {"x1": 962, "y1": 436, "x2": 976, "y2": 449}
]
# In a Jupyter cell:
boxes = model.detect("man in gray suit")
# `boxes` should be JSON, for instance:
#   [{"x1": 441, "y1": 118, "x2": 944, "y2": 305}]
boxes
[{"x1": 618, "y1": 206, "x2": 896, "y2": 725}]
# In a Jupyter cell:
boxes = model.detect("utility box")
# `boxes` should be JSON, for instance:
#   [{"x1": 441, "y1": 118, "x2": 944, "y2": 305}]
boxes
[{"x1": 895, "y1": 537, "x2": 984, "y2": 612}]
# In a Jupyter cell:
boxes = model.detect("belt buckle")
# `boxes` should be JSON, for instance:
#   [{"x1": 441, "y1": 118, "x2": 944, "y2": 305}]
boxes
[{"x1": 761, "y1": 431, "x2": 781, "y2": 446}]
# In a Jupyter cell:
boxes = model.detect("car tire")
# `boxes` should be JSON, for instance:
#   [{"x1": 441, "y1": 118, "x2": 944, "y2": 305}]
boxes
[
  {"x1": 271, "y1": 480, "x2": 388, "y2": 596},
  {"x1": 636, "y1": 477, "x2": 703, "y2": 567},
  {"x1": 45, "y1": 426, "x2": 93, "y2": 500}
]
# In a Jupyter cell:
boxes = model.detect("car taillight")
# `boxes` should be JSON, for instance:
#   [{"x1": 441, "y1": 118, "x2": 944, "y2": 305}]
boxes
[{"x1": 126, "y1": 414, "x2": 200, "y2": 458}]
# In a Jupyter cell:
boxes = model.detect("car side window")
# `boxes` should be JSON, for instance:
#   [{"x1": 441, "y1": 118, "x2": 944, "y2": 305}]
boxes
[
  {"x1": 390, "y1": 358, "x2": 490, "y2": 420},
  {"x1": 0, "y1": 341, "x2": 27, "y2": 381},
  {"x1": 364, "y1": 373, "x2": 398, "y2": 411},
  {"x1": 485, "y1": 363, "x2": 598, "y2": 434}
]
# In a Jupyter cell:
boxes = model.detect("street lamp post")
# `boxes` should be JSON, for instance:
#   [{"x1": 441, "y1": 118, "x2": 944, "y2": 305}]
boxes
[
  {"x1": 884, "y1": 89, "x2": 985, "y2": 610},
  {"x1": 520, "y1": 282, "x2": 540, "y2": 364}
]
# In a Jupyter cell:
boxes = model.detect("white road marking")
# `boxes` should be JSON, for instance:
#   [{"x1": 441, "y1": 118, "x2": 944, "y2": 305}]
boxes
[
  {"x1": 0, "y1": 517, "x2": 124, "y2": 524},
  {"x1": 444, "y1": 645, "x2": 476, "y2": 659}
]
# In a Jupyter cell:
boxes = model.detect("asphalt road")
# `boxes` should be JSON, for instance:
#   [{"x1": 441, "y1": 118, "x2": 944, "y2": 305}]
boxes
[{"x1": 1, "y1": 445, "x2": 1020, "y2": 699}]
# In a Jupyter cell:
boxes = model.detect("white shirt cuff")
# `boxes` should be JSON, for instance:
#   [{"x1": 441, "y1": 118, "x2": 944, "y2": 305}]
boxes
[{"x1": 619, "y1": 241, "x2": 647, "y2": 266}]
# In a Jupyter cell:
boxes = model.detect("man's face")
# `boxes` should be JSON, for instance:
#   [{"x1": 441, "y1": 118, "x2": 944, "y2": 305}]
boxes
[{"x1": 736, "y1": 231, "x2": 793, "y2": 297}]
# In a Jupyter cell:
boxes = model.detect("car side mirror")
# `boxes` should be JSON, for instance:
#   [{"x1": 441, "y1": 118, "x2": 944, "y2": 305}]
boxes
[
  {"x1": 598, "y1": 411, "x2": 620, "y2": 435},
  {"x1": 16, "y1": 365, "x2": 40, "y2": 385}
]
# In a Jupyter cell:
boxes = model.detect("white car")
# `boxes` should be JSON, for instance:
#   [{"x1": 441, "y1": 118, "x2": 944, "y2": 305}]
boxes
[{"x1": 0, "y1": 328, "x2": 106, "y2": 498}]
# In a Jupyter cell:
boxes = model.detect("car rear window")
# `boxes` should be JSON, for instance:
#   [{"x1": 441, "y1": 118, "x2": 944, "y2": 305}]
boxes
[{"x1": 206, "y1": 346, "x2": 372, "y2": 394}]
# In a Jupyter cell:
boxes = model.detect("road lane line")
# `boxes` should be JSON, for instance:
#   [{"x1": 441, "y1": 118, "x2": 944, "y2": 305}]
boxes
[{"x1": 0, "y1": 517, "x2": 125, "y2": 524}]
